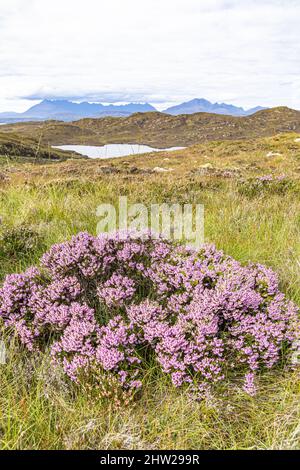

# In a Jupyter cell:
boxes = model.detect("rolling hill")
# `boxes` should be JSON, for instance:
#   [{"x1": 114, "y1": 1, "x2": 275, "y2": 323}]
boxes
[{"x1": 1, "y1": 106, "x2": 299, "y2": 148}]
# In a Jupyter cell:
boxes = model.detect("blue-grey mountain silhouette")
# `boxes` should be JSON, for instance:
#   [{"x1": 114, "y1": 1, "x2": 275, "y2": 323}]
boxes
[{"x1": 163, "y1": 98, "x2": 267, "y2": 116}]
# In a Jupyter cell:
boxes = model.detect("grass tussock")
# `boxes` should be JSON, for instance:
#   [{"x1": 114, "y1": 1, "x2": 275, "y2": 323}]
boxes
[{"x1": 1, "y1": 340, "x2": 300, "y2": 450}]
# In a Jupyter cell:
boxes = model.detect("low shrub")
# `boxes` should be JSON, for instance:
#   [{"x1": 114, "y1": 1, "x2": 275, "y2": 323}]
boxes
[
  {"x1": 0, "y1": 231, "x2": 299, "y2": 398},
  {"x1": 238, "y1": 175, "x2": 296, "y2": 197},
  {"x1": 0, "y1": 224, "x2": 45, "y2": 260}
]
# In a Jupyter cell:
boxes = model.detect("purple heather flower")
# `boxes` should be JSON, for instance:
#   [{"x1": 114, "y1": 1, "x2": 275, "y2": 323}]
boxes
[{"x1": 0, "y1": 231, "x2": 298, "y2": 396}]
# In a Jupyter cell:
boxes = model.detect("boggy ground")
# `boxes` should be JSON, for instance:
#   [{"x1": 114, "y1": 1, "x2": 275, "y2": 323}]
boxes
[{"x1": 0, "y1": 133, "x2": 299, "y2": 449}]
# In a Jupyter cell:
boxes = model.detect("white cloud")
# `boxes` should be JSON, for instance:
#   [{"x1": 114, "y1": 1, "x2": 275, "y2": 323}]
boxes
[{"x1": 0, "y1": 0, "x2": 299, "y2": 111}]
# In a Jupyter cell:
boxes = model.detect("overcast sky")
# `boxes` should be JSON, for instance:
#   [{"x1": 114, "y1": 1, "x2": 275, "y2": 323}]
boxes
[{"x1": 0, "y1": 0, "x2": 299, "y2": 112}]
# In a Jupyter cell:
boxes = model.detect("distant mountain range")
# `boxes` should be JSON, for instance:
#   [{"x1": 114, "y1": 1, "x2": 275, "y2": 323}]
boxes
[
  {"x1": 0, "y1": 98, "x2": 268, "y2": 123},
  {"x1": 164, "y1": 98, "x2": 267, "y2": 116},
  {"x1": 0, "y1": 100, "x2": 157, "y2": 122}
]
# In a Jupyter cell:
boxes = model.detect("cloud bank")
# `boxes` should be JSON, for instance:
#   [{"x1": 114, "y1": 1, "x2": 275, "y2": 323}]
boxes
[{"x1": 0, "y1": 0, "x2": 299, "y2": 111}]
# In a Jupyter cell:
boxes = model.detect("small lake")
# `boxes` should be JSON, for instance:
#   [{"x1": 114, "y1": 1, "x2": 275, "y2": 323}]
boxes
[{"x1": 53, "y1": 144, "x2": 185, "y2": 159}]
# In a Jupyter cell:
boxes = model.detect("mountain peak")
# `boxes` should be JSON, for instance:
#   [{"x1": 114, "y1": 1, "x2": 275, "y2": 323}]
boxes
[
  {"x1": 164, "y1": 99, "x2": 267, "y2": 116},
  {"x1": 12, "y1": 100, "x2": 158, "y2": 121},
  {"x1": 190, "y1": 98, "x2": 212, "y2": 105}
]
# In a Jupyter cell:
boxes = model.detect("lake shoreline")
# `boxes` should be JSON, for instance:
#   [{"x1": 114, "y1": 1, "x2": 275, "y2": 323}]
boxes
[{"x1": 52, "y1": 143, "x2": 186, "y2": 159}]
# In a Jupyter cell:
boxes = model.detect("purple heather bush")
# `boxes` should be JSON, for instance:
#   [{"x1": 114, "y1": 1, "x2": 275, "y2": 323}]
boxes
[
  {"x1": 0, "y1": 231, "x2": 299, "y2": 397},
  {"x1": 238, "y1": 174, "x2": 296, "y2": 197}
]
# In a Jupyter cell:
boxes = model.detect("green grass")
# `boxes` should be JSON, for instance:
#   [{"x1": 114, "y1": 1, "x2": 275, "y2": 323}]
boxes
[
  {"x1": 0, "y1": 133, "x2": 299, "y2": 449},
  {"x1": 1, "y1": 340, "x2": 300, "y2": 450}
]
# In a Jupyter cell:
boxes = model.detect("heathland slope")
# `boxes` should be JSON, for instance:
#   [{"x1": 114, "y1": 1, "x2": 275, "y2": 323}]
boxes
[
  {"x1": 0, "y1": 132, "x2": 84, "y2": 161},
  {"x1": 1, "y1": 107, "x2": 300, "y2": 148}
]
